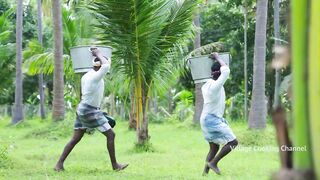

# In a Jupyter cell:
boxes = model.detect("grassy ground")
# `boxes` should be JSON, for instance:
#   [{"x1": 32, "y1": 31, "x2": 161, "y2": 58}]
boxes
[{"x1": 0, "y1": 116, "x2": 279, "y2": 180}]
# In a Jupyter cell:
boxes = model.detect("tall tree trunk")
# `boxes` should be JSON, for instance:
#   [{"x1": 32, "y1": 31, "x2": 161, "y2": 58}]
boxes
[
  {"x1": 248, "y1": 0, "x2": 268, "y2": 129},
  {"x1": 138, "y1": 93, "x2": 149, "y2": 144},
  {"x1": 12, "y1": 0, "x2": 24, "y2": 124},
  {"x1": 193, "y1": 8, "x2": 202, "y2": 123},
  {"x1": 129, "y1": 90, "x2": 137, "y2": 130},
  {"x1": 120, "y1": 101, "x2": 125, "y2": 120},
  {"x1": 136, "y1": 78, "x2": 149, "y2": 144},
  {"x1": 110, "y1": 93, "x2": 115, "y2": 116},
  {"x1": 151, "y1": 91, "x2": 158, "y2": 113},
  {"x1": 167, "y1": 89, "x2": 173, "y2": 114},
  {"x1": 194, "y1": 82, "x2": 204, "y2": 122},
  {"x1": 244, "y1": 1, "x2": 248, "y2": 120},
  {"x1": 37, "y1": 0, "x2": 46, "y2": 119},
  {"x1": 52, "y1": 0, "x2": 65, "y2": 120},
  {"x1": 273, "y1": 0, "x2": 281, "y2": 109}
]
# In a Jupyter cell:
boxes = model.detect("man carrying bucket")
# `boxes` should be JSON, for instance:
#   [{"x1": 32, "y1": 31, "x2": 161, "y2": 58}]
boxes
[
  {"x1": 201, "y1": 52, "x2": 238, "y2": 175},
  {"x1": 54, "y1": 47, "x2": 128, "y2": 172}
]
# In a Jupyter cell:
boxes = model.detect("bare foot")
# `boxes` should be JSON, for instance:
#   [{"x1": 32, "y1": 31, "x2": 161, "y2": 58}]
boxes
[
  {"x1": 113, "y1": 163, "x2": 129, "y2": 171},
  {"x1": 202, "y1": 164, "x2": 210, "y2": 176},
  {"x1": 54, "y1": 163, "x2": 65, "y2": 172},
  {"x1": 208, "y1": 162, "x2": 221, "y2": 175}
]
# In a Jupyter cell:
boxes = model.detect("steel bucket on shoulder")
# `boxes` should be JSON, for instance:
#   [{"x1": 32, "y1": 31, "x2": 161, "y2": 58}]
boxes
[
  {"x1": 188, "y1": 53, "x2": 231, "y2": 84},
  {"x1": 70, "y1": 45, "x2": 112, "y2": 73}
]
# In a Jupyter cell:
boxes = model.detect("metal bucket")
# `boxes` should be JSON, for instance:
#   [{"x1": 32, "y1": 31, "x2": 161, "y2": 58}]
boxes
[
  {"x1": 70, "y1": 45, "x2": 112, "y2": 73},
  {"x1": 188, "y1": 53, "x2": 231, "y2": 84}
]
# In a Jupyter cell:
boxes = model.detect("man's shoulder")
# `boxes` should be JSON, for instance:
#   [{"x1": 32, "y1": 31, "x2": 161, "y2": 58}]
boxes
[
  {"x1": 81, "y1": 70, "x2": 93, "y2": 80},
  {"x1": 202, "y1": 79, "x2": 213, "y2": 89},
  {"x1": 84, "y1": 69, "x2": 95, "y2": 75},
  {"x1": 203, "y1": 79, "x2": 224, "y2": 91},
  {"x1": 205, "y1": 79, "x2": 215, "y2": 85}
]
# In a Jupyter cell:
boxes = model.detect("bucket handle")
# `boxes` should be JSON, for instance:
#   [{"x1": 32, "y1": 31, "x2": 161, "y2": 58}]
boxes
[
  {"x1": 88, "y1": 47, "x2": 99, "y2": 54},
  {"x1": 186, "y1": 58, "x2": 191, "y2": 67}
]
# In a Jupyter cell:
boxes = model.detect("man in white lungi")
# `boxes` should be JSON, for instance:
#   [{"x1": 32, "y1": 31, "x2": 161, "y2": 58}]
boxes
[{"x1": 201, "y1": 52, "x2": 238, "y2": 175}]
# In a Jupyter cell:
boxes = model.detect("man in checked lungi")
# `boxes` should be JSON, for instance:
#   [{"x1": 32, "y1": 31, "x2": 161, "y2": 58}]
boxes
[
  {"x1": 201, "y1": 52, "x2": 238, "y2": 176},
  {"x1": 54, "y1": 47, "x2": 128, "y2": 171}
]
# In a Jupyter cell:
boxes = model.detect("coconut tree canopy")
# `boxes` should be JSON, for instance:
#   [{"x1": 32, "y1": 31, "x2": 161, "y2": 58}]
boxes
[{"x1": 89, "y1": 0, "x2": 201, "y2": 144}]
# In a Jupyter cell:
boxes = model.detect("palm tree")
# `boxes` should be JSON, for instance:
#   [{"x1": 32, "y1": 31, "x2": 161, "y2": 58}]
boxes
[
  {"x1": 193, "y1": 6, "x2": 203, "y2": 124},
  {"x1": 0, "y1": 10, "x2": 16, "y2": 109},
  {"x1": 248, "y1": 0, "x2": 268, "y2": 129},
  {"x1": 243, "y1": 0, "x2": 248, "y2": 120},
  {"x1": 273, "y1": 0, "x2": 281, "y2": 109},
  {"x1": 23, "y1": 7, "x2": 94, "y2": 100},
  {"x1": 12, "y1": 0, "x2": 24, "y2": 124},
  {"x1": 37, "y1": 0, "x2": 46, "y2": 119},
  {"x1": 90, "y1": 0, "x2": 200, "y2": 145},
  {"x1": 51, "y1": 0, "x2": 65, "y2": 120},
  {"x1": 41, "y1": 0, "x2": 52, "y2": 17}
]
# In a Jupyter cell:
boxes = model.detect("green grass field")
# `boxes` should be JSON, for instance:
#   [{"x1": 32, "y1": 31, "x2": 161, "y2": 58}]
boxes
[{"x1": 0, "y1": 116, "x2": 279, "y2": 180}]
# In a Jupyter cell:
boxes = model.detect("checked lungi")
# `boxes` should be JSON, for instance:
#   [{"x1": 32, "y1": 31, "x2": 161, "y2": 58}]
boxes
[{"x1": 74, "y1": 102, "x2": 111, "y2": 132}]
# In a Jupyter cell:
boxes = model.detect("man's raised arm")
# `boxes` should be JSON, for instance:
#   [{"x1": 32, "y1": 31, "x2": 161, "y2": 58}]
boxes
[
  {"x1": 90, "y1": 47, "x2": 111, "y2": 81},
  {"x1": 209, "y1": 52, "x2": 230, "y2": 88}
]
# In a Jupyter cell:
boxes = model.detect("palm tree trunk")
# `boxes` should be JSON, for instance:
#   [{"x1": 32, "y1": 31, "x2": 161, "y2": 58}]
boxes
[
  {"x1": 153, "y1": 92, "x2": 158, "y2": 113},
  {"x1": 51, "y1": 0, "x2": 65, "y2": 121},
  {"x1": 243, "y1": 0, "x2": 248, "y2": 120},
  {"x1": 167, "y1": 88, "x2": 173, "y2": 114},
  {"x1": 74, "y1": 73, "x2": 83, "y2": 106},
  {"x1": 129, "y1": 92, "x2": 137, "y2": 130},
  {"x1": 120, "y1": 101, "x2": 125, "y2": 119},
  {"x1": 37, "y1": 0, "x2": 46, "y2": 119},
  {"x1": 248, "y1": 0, "x2": 268, "y2": 129},
  {"x1": 110, "y1": 93, "x2": 115, "y2": 116},
  {"x1": 12, "y1": 0, "x2": 24, "y2": 124},
  {"x1": 193, "y1": 9, "x2": 201, "y2": 49},
  {"x1": 138, "y1": 91, "x2": 149, "y2": 144},
  {"x1": 273, "y1": 0, "x2": 281, "y2": 109},
  {"x1": 194, "y1": 82, "x2": 204, "y2": 123},
  {"x1": 193, "y1": 9, "x2": 202, "y2": 123},
  {"x1": 136, "y1": 77, "x2": 149, "y2": 144}
]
